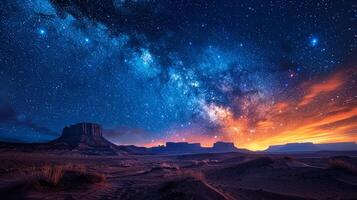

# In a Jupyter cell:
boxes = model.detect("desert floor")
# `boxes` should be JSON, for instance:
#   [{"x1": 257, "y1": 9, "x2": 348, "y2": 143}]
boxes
[{"x1": 1, "y1": 151, "x2": 357, "y2": 200}]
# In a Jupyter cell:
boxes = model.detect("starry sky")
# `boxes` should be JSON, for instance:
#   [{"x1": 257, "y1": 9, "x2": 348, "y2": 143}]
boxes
[{"x1": 0, "y1": 0, "x2": 356, "y2": 150}]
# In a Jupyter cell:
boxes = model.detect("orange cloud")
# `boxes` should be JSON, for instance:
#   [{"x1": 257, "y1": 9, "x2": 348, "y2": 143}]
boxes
[
  {"x1": 298, "y1": 73, "x2": 344, "y2": 106},
  {"x1": 275, "y1": 102, "x2": 288, "y2": 111}
]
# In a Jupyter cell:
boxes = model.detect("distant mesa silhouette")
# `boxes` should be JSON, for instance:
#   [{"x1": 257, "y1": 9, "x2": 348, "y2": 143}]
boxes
[
  {"x1": 150, "y1": 141, "x2": 249, "y2": 155},
  {"x1": 266, "y1": 142, "x2": 357, "y2": 153},
  {"x1": 213, "y1": 141, "x2": 237, "y2": 152}
]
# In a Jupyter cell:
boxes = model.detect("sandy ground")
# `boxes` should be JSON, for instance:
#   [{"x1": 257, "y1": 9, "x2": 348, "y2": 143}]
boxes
[{"x1": 0, "y1": 151, "x2": 357, "y2": 200}]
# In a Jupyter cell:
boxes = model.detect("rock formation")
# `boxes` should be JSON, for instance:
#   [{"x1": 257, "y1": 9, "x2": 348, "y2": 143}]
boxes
[
  {"x1": 150, "y1": 141, "x2": 249, "y2": 154},
  {"x1": 266, "y1": 142, "x2": 357, "y2": 152},
  {"x1": 56, "y1": 123, "x2": 106, "y2": 146},
  {"x1": 52, "y1": 122, "x2": 118, "y2": 155},
  {"x1": 212, "y1": 142, "x2": 237, "y2": 152}
]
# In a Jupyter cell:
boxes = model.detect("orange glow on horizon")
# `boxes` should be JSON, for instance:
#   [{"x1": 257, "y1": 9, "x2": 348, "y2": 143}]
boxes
[{"x1": 230, "y1": 69, "x2": 357, "y2": 150}]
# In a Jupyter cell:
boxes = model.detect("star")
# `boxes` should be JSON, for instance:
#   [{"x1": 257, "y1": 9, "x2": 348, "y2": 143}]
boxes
[
  {"x1": 310, "y1": 37, "x2": 318, "y2": 47},
  {"x1": 38, "y1": 28, "x2": 46, "y2": 36}
]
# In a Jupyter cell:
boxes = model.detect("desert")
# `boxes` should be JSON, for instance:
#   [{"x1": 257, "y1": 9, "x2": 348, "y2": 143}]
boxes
[{"x1": 1, "y1": 151, "x2": 357, "y2": 200}]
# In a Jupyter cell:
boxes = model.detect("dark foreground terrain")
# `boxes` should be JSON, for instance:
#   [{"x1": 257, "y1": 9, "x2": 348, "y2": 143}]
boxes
[{"x1": 1, "y1": 151, "x2": 357, "y2": 200}]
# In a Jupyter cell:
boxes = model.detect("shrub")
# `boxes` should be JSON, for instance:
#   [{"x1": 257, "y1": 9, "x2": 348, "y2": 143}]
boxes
[
  {"x1": 39, "y1": 165, "x2": 65, "y2": 186},
  {"x1": 22, "y1": 164, "x2": 106, "y2": 189}
]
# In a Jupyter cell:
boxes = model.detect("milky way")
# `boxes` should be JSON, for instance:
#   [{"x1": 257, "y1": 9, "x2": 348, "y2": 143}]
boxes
[{"x1": 0, "y1": 0, "x2": 356, "y2": 150}]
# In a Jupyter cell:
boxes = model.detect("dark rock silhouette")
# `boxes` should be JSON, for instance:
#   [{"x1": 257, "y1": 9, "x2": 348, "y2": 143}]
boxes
[
  {"x1": 165, "y1": 142, "x2": 202, "y2": 154},
  {"x1": 53, "y1": 123, "x2": 113, "y2": 148},
  {"x1": 266, "y1": 142, "x2": 357, "y2": 153},
  {"x1": 51, "y1": 122, "x2": 119, "y2": 155},
  {"x1": 212, "y1": 142, "x2": 237, "y2": 152},
  {"x1": 150, "y1": 141, "x2": 249, "y2": 155}
]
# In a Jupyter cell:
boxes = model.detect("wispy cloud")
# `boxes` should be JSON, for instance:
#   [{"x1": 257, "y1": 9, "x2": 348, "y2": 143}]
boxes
[
  {"x1": 0, "y1": 101, "x2": 56, "y2": 136},
  {"x1": 298, "y1": 73, "x2": 344, "y2": 106}
]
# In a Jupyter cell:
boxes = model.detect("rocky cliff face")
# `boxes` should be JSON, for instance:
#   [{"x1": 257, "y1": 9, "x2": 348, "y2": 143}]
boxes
[
  {"x1": 62, "y1": 123, "x2": 103, "y2": 138},
  {"x1": 52, "y1": 122, "x2": 117, "y2": 154},
  {"x1": 59, "y1": 123, "x2": 105, "y2": 146},
  {"x1": 212, "y1": 142, "x2": 237, "y2": 152}
]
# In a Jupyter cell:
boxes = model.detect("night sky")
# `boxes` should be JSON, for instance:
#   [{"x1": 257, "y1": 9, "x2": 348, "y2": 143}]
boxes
[{"x1": 0, "y1": 0, "x2": 356, "y2": 150}]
